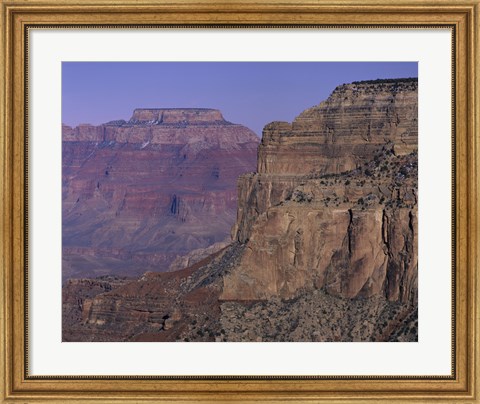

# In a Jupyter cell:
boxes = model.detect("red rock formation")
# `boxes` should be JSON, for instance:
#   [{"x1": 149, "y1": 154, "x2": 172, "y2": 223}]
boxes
[
  {"x1": 63, "y1": 109, "x2": 259, "y2": 280},
  {"x1": 62, "y1": 245, "x2": 238, "y2": 342}
]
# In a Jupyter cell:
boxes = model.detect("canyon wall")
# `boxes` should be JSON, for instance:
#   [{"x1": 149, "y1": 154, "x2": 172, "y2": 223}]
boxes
[
  {"x1": 62, "y1": 108, "x2": 259, "y2": 280},
  {"x1": 63, "y1": 79, "x2": 419, "y2": 342},
  {"x1": 223, "y1": 78, "x2": 418, "y2": 303}
]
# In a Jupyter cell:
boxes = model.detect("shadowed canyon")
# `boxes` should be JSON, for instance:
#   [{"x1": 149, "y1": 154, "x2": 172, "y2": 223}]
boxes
[
  {"x1": 63, "y1": 78, "x2": 418, "y2": 342},
  {"x1": 62, "y1": 108, "x2": 259, "y2": 281}
]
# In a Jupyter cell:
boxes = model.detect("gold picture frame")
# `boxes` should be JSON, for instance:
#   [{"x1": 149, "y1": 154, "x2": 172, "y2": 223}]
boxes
[{"x1": 1, "y1": 0, "x2": 479, "y2": 402}]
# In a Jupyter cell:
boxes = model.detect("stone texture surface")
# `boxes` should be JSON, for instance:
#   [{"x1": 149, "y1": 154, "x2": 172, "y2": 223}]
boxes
[
  {"x1": 167, "y1": 240, "x2": 230, "y2": 272},
  {"x1": 62, "y1": 109, "x2": 259, "y2": 280},
  {"x1": 258, "y1": 78, "x2": 417, "y2": 175},
  {"x1": 62, "y1": 244, "x2": 244, "y2": 342},
  {"x1": 224, "y1": 78, "x2": 418, "y2": 303},
  {"x1": 62, "y1": 276, "x2": 131, "y2": 331},
  {"x1": 220, "y1": 290, "x2": 418, "y2": 342},
  {"x1": 223, "y1": 149, "x2": 418, "y2": 304}
]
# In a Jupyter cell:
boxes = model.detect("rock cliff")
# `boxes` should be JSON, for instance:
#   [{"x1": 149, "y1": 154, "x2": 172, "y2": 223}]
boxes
[
  {"x1": 62, "y1": 108, "x2": 259, "y2": 280},
  {"x1": 223, "y1": 78, "x2": 418, "y2": 303},
  {"x1": 257, "y1": 78, "x2": 417, "y2": 175}
]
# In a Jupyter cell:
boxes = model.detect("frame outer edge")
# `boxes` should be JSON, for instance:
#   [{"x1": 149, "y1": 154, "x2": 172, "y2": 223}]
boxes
[
  {"x1": 0, "y1": 0, "x2": 479, "y2": 10},
  {"x1": 462, "y1": 3, "x2": 478, "y2": 401},
  {"x1": 1, "y1": 1, "x2": 479, "y2": 402},
  {"x1": 1, "y1": 2, "x2": 14, "y2": 402},
  {"x1": 0, "y1": 0, "x2": 4, "y2": 400},
  {"x1": 473, "y1": 2, "x2": 479, "y2": 402}
]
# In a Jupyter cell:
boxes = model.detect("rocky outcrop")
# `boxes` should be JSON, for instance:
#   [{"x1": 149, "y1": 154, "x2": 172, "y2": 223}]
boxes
[
  {"x1": 62, "y1": 109, "x2": 259, "y2": 280},
  {"x1": 223, "y1": 78, "x2": 418, "y2": 304},
  {"x1": 62, "y1": 276, "x2": 131, "y2": 335},
  {"x1": 129, "y1": 108, "x2": 225, "y2": 124},
  {"x1": 167, "y1": 240, "x2": 230, "y2": 272},
  {"x1": 220, "y1": 289, "x2": 418, "y2": 342},
  {"x1": 258, "y1": 78, "x2": 417, "y2": 175},
  {"x1": 62, "y1": 243, "x2": 245, "y2": 342}
]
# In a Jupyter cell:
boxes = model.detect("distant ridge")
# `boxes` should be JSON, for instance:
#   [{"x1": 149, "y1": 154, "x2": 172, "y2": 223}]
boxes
[{"x1": 132, "y1": 107, "x2": 219, "y2": 111}]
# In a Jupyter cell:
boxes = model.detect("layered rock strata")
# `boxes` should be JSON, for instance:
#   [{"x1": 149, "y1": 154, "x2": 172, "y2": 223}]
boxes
[
  {"x1": 257, "y1": 78, "x2": 417, "y2": 175},
  {"x1": 62, "y1": 244, "x2": 244, "y2": 341},
  {"x1": 62, "y1": 109, "x2": 259, "y2": 280},
  {"x1": 224, "y1": 78, "x2": 418, "y2": 303}
]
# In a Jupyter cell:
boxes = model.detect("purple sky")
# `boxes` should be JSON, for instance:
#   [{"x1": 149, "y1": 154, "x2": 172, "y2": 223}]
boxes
[{"x1": 62, "y1": 62, "x2": 417, "y2": 136}]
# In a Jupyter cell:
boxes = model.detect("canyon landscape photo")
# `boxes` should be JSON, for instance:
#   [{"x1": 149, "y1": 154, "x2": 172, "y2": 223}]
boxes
[{"x1": 62, "y1": 63, "x2": 418, "y2": 342}]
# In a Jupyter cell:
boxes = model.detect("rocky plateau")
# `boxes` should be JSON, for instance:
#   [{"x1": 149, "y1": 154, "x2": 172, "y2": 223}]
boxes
[{"x1": 62, "y1": 108, "x2": 259, "y2": 281}]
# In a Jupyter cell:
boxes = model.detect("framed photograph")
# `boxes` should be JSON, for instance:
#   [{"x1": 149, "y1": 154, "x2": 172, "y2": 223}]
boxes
[{"x1": 1, "y1": 0, "x2": 479, "y2": 402}]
